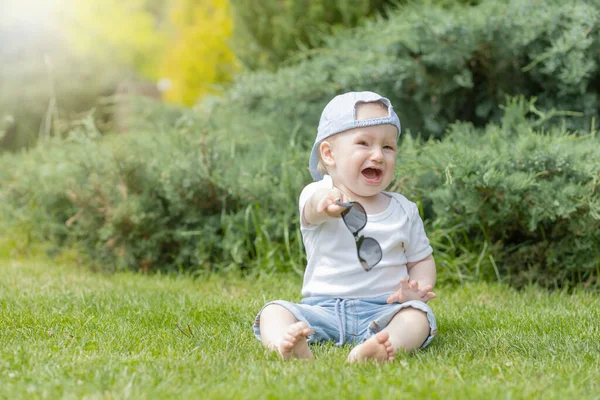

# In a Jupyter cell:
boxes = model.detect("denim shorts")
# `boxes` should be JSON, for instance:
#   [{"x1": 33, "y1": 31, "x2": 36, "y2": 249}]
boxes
[{"x1": 253, "y1": 294, "x2": 437, "y2": 348}]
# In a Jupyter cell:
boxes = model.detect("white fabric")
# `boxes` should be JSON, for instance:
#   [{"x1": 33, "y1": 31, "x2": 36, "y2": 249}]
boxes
[{"x1": 299, "y1": 175, "x2": 433, "y2": 298}]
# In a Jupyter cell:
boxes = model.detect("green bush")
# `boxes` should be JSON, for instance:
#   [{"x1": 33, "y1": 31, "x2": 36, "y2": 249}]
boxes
[
  {"x1": 1, "y1": 97, "x2": 598, "y2": 287},
  {"x1": 229, "y1": 0, "x2": 482, "y2": 72},
  {"x1": 394, "y1": 98, "x2": 600, "y2": 287},
  {"x1": 0, "y1": 102, "x2": 311, "y2": 274},
  {"x1": 2, "y1": 0, "x2": 599, "y2": 287},
  {"x1": 221, "y1": 0, "x2": 599, "y2": 140},
  {"x1": 0, "y1": 122, "x2": 106, "y2": 247}
]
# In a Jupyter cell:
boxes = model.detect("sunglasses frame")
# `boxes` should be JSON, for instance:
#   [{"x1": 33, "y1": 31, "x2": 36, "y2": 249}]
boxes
[{"x1": 336, "y1": 200, "x2": 383, "y2": 271}]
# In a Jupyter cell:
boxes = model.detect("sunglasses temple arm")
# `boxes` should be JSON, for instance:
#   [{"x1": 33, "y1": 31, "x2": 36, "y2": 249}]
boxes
[{"x1": 334, "y1": 199, "x2": 353, "y2": 208}]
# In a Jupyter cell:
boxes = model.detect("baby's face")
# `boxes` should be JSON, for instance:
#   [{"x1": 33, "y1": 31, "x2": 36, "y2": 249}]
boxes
[{"x1": 326, "y1": 103, "x2": 398, "y2": 198}]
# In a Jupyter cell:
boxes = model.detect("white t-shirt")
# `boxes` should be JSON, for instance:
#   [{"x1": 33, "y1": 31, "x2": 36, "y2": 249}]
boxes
[{"x1": 299, "y1": 175, "x2": 433, "y2": 298}]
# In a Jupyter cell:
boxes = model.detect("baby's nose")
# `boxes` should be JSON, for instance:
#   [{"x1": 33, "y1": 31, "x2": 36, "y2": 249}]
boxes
[{"x1": 371, "y1": 148, "x2": 384, "y2": 161}]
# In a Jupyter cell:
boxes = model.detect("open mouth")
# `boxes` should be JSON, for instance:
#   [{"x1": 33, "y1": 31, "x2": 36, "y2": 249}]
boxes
[{"x1": 361, "y1": 167, "x2": 383, "y2": 183}]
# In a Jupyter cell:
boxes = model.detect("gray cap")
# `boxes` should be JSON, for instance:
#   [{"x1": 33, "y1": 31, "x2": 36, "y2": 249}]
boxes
[{"x1": 309, "y1": 91, "x2": 401, "y2": 181}]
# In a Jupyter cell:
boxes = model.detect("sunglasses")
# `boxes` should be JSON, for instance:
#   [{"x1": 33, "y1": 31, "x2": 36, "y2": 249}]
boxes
[{"x1": 335, "y1": 200, "x2": 382, "y2": 272}]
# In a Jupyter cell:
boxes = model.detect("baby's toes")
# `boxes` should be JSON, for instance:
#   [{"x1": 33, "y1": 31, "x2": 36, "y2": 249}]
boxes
[
  {"x1": 384, "y1": 341, "x2": 395, "y2": 359},
  {"x1": 281, "y1": 337, "x2": 296, "y2": 350},
  {"x1": 289, "y1": 322, "x2": 309, "y2": 335},
  {"x1": 278, "y1": 322, "x2": 314, "y2": 360}
]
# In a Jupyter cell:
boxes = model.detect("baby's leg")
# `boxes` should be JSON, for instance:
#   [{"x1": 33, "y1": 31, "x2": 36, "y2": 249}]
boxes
[
  {"x1": 383, "y1": 307, "x2": 430, "y2": 353},
  {"x1": 259, "y1": 304, "x2": 314, "y2": 360}
]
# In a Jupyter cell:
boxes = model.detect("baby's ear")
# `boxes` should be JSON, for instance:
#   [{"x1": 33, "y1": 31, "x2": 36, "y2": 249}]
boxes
[{"x1": 319, "y1": 141, "x2": 336, "y2": 167}]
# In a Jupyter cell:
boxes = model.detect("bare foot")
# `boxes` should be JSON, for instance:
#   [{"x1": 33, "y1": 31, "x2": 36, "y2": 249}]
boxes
[
  {"x1": 346, "y1": 331, "x2": 395, "y2": 363},
  {"x1": 278, "y1": 322, "x2": 314, "y2": 360}
]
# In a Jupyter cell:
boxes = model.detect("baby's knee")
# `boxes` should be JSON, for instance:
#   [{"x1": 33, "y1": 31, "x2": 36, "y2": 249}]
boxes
[
  {"x1": 393, "y1": 307, "x2": 430, "y2": 329},
  {"x1": 260, "y1": 303, "x2": 296, "y2": 323}
]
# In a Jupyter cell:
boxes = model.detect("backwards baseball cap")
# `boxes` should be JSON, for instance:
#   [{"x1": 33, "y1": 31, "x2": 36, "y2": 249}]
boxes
[{"x1": 309, "y1": 91, "x2": 401, "y2": 181}]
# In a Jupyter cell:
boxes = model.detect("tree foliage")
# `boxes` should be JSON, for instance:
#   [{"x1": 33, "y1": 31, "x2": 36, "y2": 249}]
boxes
[
  {"x1": 67, "y1": 0, "x2": 238, "y2": 105},
  {"x1": 67, "y1": 0, "x2": 168, "y2": 79},
  {"x1": 160, "y1": 0, "x2": 239, "y2": 105},
  {"x1": 229, "y1": 0, "x2": 394, "y2": 71},
  {"x1": 0, "y1": 3, "x2": 124, "y2": 152},
  {"x1": 229, "y1": 0, "x2": 482, "y2": 71}
]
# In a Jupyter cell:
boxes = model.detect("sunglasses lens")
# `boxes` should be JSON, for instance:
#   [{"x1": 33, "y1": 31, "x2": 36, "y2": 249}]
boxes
[
  {"x1": 358, "y1": 237, "x2": 382, "y2": 271},
  {"x1": 341, "y1": 202, "x2": 367, "y2": 233}
]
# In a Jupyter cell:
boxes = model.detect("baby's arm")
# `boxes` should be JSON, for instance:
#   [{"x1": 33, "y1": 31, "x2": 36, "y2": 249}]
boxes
[
  {"x1": 386, "y1": 255, "x2": 437, "y2": 304},
  {"x1": 302, "y1": 188, "x2": 350, "y2": 226},
  {"x1": 406, "y1": 255, "x2": 436, "y2": 291}
]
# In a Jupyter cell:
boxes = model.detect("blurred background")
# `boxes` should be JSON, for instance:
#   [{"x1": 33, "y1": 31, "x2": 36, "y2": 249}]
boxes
[
  {"x1": 1, "y1": 0, "x2": 599, "y2": 287},
  {"x1": 1, "y1": 0, "x2": 232, "y2": 150},
  {"x1": 0, "y1": 0, "x2": 405, "y2": 151}
]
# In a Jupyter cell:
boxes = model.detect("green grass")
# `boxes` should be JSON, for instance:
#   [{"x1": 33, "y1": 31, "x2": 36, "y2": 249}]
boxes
[{"x1": 1, "y1": 251, "x2": 599, "y2": 399}]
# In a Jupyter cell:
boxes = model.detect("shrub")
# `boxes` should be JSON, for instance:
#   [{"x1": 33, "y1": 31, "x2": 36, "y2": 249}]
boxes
[
  {"x1": 2, "y1": 0, "x2": 600, "y2": 288},
  {"x1": 220, "y1": 0, "x2": 600, "y2": 140},
  {"x1": 394, "y1": 98, "x2": 600, "y2": 287},
  {"x1": 2, "y1": 97, "x2": 598, "y2": 287},
  {"x1": 229, "y1": 0, "x2": 481, "y2": 72},
  {"x1": 0, "y1": 103, "x2": 311, "y2": 274}
]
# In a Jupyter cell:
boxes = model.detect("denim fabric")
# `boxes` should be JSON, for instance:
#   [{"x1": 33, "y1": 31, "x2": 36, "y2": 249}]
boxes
[{"x1": 253, "y1": 294, "x2": 437, "y2": 348}]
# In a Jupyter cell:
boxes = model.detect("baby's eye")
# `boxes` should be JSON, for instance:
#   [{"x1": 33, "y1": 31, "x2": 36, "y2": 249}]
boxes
[
  {"x1": 384, "y1": 145, "x2": 396, "y2": 150},
  {"x1": 357, "y1": 141, "x2": 369, "y2": 146}
]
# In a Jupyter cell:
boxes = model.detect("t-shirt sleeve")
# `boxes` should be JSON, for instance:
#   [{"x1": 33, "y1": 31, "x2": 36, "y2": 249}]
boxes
[
  {"x1": 405, "y1": 202, "x2": 433, "y2": 262},
  {"x1": 298, "y1": 176, "x2": 333, "y2": 230}
]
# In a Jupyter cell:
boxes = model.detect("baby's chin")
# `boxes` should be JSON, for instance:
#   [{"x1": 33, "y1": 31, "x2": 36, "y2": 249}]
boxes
[
  {"x1": 330, "y1": 174, "x2": 392, "y2": 197},
  {"x1": 351, "y1": 181, "x2": 392, "y2": 198}
]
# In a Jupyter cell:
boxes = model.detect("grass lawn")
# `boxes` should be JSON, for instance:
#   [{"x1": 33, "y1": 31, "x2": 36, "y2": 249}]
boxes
[{"x1": 1, "y1": 253, "x2": 599, "y2": 399}]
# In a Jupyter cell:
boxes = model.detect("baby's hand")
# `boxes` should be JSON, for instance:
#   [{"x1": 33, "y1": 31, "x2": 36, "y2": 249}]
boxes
[
  {"x1": 315, "y1": 188, "x2": 349, "y2": 219},
  {"x1": 386, "y1": 278, "x2": 436, "y2": 304}
]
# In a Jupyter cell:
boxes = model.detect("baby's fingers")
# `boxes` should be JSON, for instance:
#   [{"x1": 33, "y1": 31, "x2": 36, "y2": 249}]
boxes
[
  {"x1": 422, "y1": 292, "x2": 436, "y2": 302},
  {"x1": 386, "y1": 292, "x2": 400, "y2": 304},
  {"x1": 417, "y1": 285, "x2": 433, "y2": 298},
  {"x1": 399, "y1": 278, "x2": 411, "y2": 291},
  {"x1": 316, "y1": 196, "x2": 333, "y2": 213},
  {"x1": 420, "y1": 285, "x2": 433, "y2": 293},
  {"x1": 326, "y1": 201, "x2": 348, "y2": 216}
]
